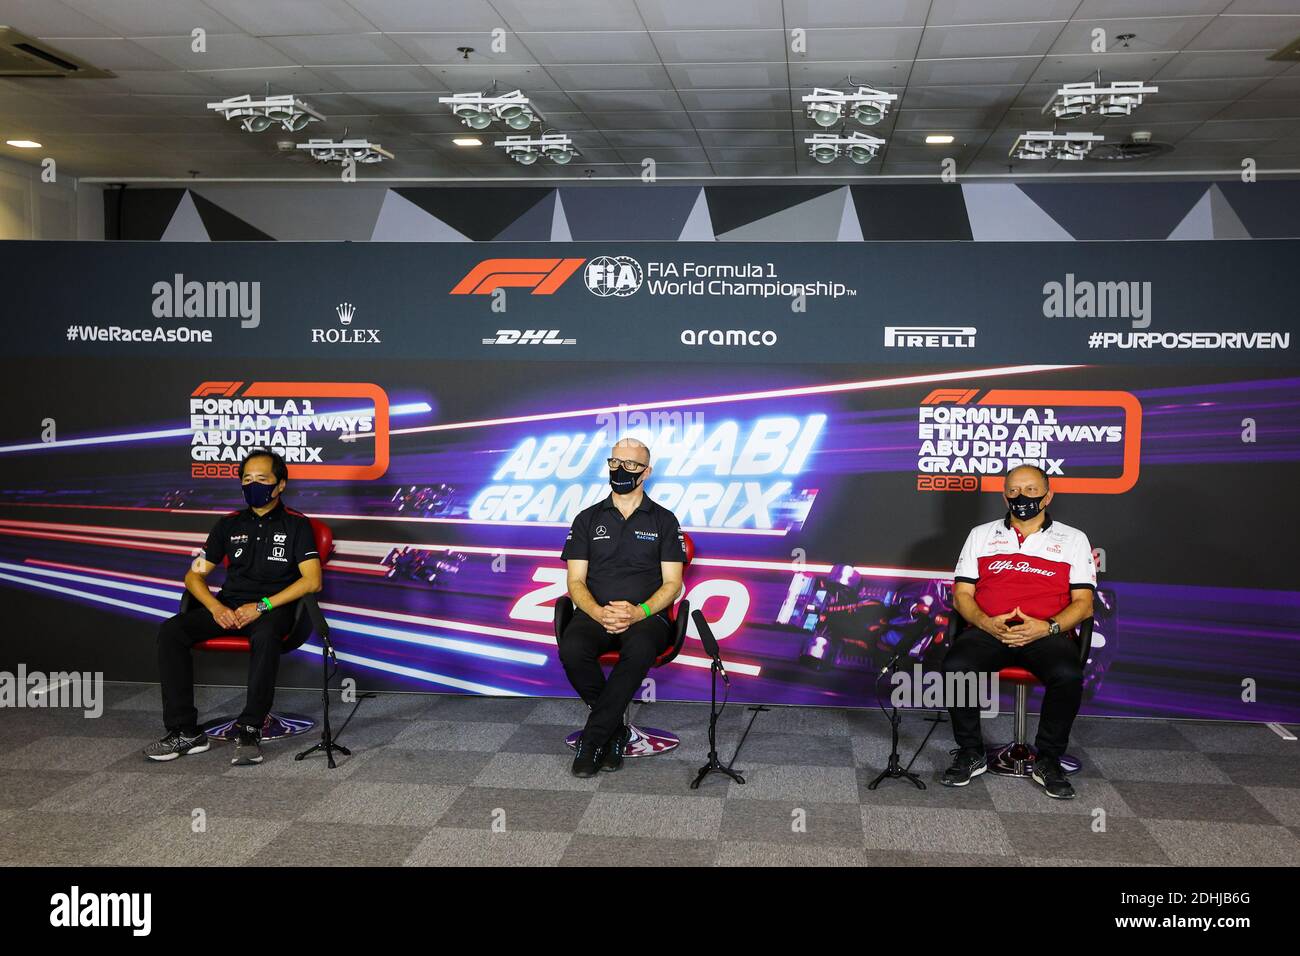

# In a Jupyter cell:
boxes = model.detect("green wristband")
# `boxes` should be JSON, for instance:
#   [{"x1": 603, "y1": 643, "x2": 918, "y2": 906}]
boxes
[
  {"x1": 639, "y1": 602, "x2": 651, "y2": 618},
  {"x1": 259, "y1": 597, "x2": 273, "y2": 612}
]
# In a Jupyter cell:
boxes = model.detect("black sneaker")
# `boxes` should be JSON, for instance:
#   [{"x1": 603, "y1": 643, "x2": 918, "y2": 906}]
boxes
[
  {"x1": 940, "y1": 747, "x2": 987, "y2": 787},
  {"x1": 143, "y1": 730, "x2": 210, "y2": 762},
  {"x1": 600, "y1": 726, "x2": 630, "y2": 773},
  {"x1": 1032, "y1": 756, "x2": 1076, "y2": 799},
  {"x1": 570, "y1": 736, "x2": 604, "y2": 778},
  {"x1": 231, "y1": 724, "x2": 263, "y2": 766}
]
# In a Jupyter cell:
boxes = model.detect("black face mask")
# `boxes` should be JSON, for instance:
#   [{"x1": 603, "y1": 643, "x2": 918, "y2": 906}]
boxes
[
  {"x1": 242, "y1": 480, "x2": 279, "y2": 508},
  {"x1": 609, "y1": 466, "x2": 643, "y2": 495},
  {"x1": 1006, "y1": 493, "x2": 1046, "y2": 520}
]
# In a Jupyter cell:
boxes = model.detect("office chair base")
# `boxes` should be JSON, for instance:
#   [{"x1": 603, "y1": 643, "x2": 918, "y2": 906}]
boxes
[
  {"x1": 564, "y1": 723, "x2": 679, "y2": 757},
  {"x1": 201, "y1": 712, "x2": 315, "y2": 741},
  {"x1": 987, "y1": 741, "x2": 1081, "y2": 776}
]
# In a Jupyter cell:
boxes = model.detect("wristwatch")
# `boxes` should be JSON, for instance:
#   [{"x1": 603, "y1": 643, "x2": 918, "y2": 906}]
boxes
[{"x1": 1047, "y1": 618, "x2": 1061, "y2": 636}]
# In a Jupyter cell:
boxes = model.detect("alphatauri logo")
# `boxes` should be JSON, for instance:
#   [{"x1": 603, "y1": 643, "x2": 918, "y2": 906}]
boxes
[{"x1": 152, "y1": 274, "x2": 259, "y2": 328}]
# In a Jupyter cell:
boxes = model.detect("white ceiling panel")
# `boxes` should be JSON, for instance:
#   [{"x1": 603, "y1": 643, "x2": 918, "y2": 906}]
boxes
[
  {"x1": 488, "y1": 0, "x2": 647, "y2": 32},
  {"x1": 666, "y1": 62, "x2": 793, "y2": 89},
  {"x1": 651, "y1": 30, "x2": 788, "y2": 63},
  {"x1": 1051, "y1": 18, "x2": 1217, "y2": 55},
  {"x1": 780, "y1": 0, "x2": 932, "y2": 30},
  {"x1": 919, "y1": 23, "x2": 1068, "y2": 60},
  {"x1": 926, "y1": 0, "x2": 1082, "y2": 27},
  {"x1": 516, "y1": 32, "x2": 660, "y2": 65},
  {"x1": 1188, "y1": 15, "x2": 1300, "y2": 50},
  {"x1": 344, "y1": 0, "x2": 509, "y2": 32},
  {"x1": 908, "y1": 56, "x2": 1044, "y2": 86},
  {"x1": 635, "y1": 0, "x2": 785, "y2": 31},
  {"x1": 0, "y1": 0, "x2": 1292, "y2": 179},
  {"x1": 202, "y1": 0, "x2": 378, "y2": 36}
]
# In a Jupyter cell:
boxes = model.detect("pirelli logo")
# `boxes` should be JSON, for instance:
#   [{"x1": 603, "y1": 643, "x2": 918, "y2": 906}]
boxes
[{"x1": 451, "y1": 258, "x2": 586, "y2": 295}]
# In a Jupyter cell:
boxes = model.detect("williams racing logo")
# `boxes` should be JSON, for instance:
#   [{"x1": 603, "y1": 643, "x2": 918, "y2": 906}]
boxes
[{"x1": 189, "y1": 381, "x2": 389, "y2": 481}]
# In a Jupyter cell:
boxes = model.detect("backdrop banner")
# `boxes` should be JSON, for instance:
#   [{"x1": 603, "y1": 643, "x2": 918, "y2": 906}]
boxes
[{"x1": 1, "y1": 240, "x2": 1296, "y2": 721}]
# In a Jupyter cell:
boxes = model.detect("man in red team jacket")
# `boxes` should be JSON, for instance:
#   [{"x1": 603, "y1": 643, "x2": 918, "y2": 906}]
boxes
[{"x1": 940, "y1": 464, "x2": 1097, "y2": 799}]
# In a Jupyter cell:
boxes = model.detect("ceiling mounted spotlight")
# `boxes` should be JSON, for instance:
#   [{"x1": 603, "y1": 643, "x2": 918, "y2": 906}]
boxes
[
  {"x1": 207, "y1": 93, "x2": 324, "y2": 133},
  {"x1": 805, "y1": 131, "x2": 885, "y2": 166},
  {"x1": 1043, "y1": 79, "x2": 1157, "y2": 120},
  {"x1": 497, "y1": 132, "x2": 579, "y2": 166},
  {"x1": 803, "y1": 85, "x2": 898, "y2": 129},
  {"x1": 296, "y1": 137, "x2": 394, "y2": 165},
  {"x1": 439, "y1": 88, "x2": 540, "y2": 131},
  {"x1": 1009, "y1": 130, "x2": 1105, "y2": 161}
]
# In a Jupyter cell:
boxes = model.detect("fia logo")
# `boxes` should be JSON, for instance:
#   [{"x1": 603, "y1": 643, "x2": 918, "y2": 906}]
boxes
[{"x1": 584, "y1": 256, "x2": 643, "y2": 297}]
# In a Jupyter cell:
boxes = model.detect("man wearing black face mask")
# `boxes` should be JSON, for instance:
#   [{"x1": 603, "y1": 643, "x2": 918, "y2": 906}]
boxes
[
  {"x1": 939, "y1": 465, "x2": 1096, "y2": 799},
  {"x1": 559, "y1": 437, "x2": 688, "y2": 777},
  {"x1": 144, "y1": 449, "x2": 321, "y2": 766}
]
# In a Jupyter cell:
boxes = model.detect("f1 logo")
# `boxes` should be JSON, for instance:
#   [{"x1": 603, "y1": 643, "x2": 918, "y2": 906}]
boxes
[{"x1": 451, "y1": 258, "x2": 586, "y2": 295}]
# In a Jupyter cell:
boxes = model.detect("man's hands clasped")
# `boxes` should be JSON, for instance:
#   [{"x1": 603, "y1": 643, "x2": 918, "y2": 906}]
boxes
[
  {"x1": 986, "y1": 606, "x2": 1052, "y2": 646},
  {"x1": 210, "y1": 602, "x2": 264, "y2": 629},
  {"x1": 597, "y1": 600, "x2": 648, "y2": 634}
]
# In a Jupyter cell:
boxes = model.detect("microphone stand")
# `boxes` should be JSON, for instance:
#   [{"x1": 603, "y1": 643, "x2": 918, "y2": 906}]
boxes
[
  {"x1": 295, "y1": 630, "x2": 351, "y2": 769},
  {"x1": 690, "y1": 657, "x2": 745, "y2": 789},
  {"x1": 867, "y1": 652, "x2": 926, "y2": 791}
]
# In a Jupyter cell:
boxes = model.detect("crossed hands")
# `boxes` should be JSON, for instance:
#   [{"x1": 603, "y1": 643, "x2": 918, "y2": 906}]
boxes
[
  {"x1": 986, "y1": 606, "x2": 1051, "y2": 646},
  {"x1": 596, "y1": 601, "x2": 646, "y2": 634},
  {"x1": 211, "y1": 603, "x2": 262, "y2": 630}
]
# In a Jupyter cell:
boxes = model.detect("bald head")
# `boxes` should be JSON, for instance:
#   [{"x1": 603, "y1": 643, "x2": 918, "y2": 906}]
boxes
[{"x1": 1005, "y1": 464, "x2": 1049, "y2": 496}]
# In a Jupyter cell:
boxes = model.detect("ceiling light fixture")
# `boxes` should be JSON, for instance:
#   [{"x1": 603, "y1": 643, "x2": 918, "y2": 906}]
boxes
[
  {"x1": 452, "y1": 137, "x2": 482, "y2": 146},
  {"x1": 439, "y1": 89, "x2": 540, "y2": 131},
  {"x1": 1043, "y1": 79, "x2": 1158, "y2": 120},
  {"x1": 497, "y1": 132, "x2": 579, "y2": 166},
  {"x1": 805, "y1": 132, "x2": 885, "y2": 166},
  {"x1": 5, "y1": 139, "x2": 41, "y2": 148},
  {"x1": 207, "y1": 93, "x2": 324, "y2": 133},
  {"x1": 1009, "y1": 130, "x2": 1105, "y2": 161},
  {"x1": 803, "y1": 84, "x2": 898, "y2": 129},
  {"x1": 925, "y1": 134, "x2": 955, "y2": 144},
  {"x1": 297, "y1": 138, "x2": 394, "y2": 165}
]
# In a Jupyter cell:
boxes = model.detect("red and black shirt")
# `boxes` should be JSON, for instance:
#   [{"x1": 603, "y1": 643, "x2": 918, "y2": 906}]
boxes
[{"x1": 953, "y1": 512, "x2": 1096, "y2": 621}]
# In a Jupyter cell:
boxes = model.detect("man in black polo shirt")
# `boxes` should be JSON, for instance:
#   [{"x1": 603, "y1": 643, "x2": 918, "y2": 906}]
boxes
[
  {"x1": 559, "y1": 437, "x2": 688, "y2": 777},
  {"x1": 143, "y1": 449, "x2": 321, "y2": 766}
]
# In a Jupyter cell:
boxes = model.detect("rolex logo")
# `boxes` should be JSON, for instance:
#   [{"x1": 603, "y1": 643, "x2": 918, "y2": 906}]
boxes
[{"x1": 336, "y1": 301, "x2": 355, "y2": 325}]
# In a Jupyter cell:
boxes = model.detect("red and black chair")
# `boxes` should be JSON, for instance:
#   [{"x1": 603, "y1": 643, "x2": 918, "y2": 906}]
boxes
[
  {"x1": 556, "y1": 531, "x2": 694, "y2": 757},
  {"x1": 944, "y1": 609, "x2": 1092, "y2": 776},
  {"x1": 182, "y1": 518, "x2": 334, "y2": 741}
]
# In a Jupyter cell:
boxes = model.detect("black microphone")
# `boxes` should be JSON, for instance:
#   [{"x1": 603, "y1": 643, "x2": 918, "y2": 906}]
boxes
[{"x1": 691, "y1": 609, "x2": 729, "y2": 686}]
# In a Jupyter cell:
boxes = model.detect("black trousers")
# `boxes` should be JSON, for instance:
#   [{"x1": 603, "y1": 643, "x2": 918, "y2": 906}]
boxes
[
  {"x1": 941, "y1": 626, "x2": 1083, "y2": 762},
  {"x1": 558, "y1": 608, "x2": 671, "y2": 745},
  {"x1": 156, "y1": 600, "x2": 299, "y2": 734}
]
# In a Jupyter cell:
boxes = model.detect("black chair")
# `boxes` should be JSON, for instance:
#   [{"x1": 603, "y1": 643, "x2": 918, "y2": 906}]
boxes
[{"x1": 944, "y1": 608, "x2": 1093, "y2": 776}]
